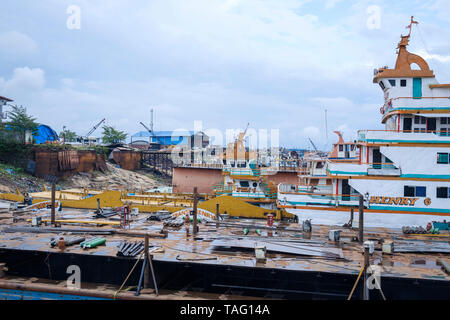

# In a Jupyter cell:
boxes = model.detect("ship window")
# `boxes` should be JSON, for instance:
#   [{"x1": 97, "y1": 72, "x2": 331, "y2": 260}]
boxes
[
  {"x1": 239, "y1": 181, "x2": 250, "y2": 188},
  {"x1": 400, "y1": 79, "x2": 407, "y2": 87},
  {"x1": 437, "y1": 187, "x2": 450, "y2": 199},
  {"x1": 421, "y1": 117, "x2": 426, "y2": 124},
  {"x1": 441, "y1": 117, "x2": 448, "y2": 125},
  {"x1": 252, "y1": 182, "x2": 258, "y2": 188},
  {"x1": 414, "y1": 116, "x2": 420, "y2": 124},
  {"x1": 339, "y1": 145, "x2": 344, "y2": 151},
  {"x1": 379, "y1": 81, "x2": 386, "y2": 90},
  {"x1": 351, "y1": 145, "x2": 355, "y2": 151},
  {"x1": 437, "y1": 153, "x2": 449, "y2": 164},
  {"x1": 388, "y1": 79, "x2": 396, "y2": 86},
  {"x1": 404, "y1": 186, "x2": 426, "y2": 197},
  {"x1": 404, "y1": 186, "x2": 415, "y2": 197},
  {"x1": 416, "y1": 186, "x2": 427, "y2": 197},
  {"x1": 316, "y1": 162, "x2": 324, "y2": 169}
]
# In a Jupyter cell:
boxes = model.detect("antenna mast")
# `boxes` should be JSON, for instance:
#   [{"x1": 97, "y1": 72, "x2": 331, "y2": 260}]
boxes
[{"x1": 150, "y1": 108, "x2": 154, "y2": 132}]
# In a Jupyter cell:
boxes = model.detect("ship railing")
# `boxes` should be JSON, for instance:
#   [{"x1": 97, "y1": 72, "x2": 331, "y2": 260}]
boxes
[
  {"x1": 358, "y1": 129, "x2": 450, "y2": 141},
  {"x1": 365, "y1": 162, "x2": 397, "y2": 170},
  {"x1": 390, "y1": 96, "x2": 450, "y2": 109},
  {"x1": 279, "y1": 191, "x2": 361, "y2": 202},
  {"x1": 232, "y1": 192, "x2": 277, "y2": 199},
  {"x1": 278, "y1": 184, "x2": 333, "y2": 194},
  {"x1": 224, "y1": 168, "x2": 261, "y2": 177},
  {"x1": 175, "y1": 163, "x2": 224, "y2": 169},
  {"x1": 297, "y1": 168, "x2": 311, "y2": 175},
  {"x1": 212, "y1": 185, "x2": 233, "y2": 195}
]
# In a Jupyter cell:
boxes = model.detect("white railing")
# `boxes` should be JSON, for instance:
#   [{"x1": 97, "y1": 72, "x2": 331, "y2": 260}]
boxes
[{"x1": 390, "y1": 97, "x2": 450, "y2": 109}]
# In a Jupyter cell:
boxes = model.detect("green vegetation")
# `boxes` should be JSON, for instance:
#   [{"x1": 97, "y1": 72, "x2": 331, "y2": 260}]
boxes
[
  {"x1": 5, "y1": 105, "x2": 39, "y2": 144},
  {"x1": 78, "y1": 145, "x2": 109, "y2": 155},
  {"x1": 0, "y1": 142, "x2": 33, "y2": 168},
  {"x1": 101, "y1": 125, "x2": 127, "y2": 144},
  {"x1": 0, "y1": 163, "x2": 26, "y2": 177},
  {"x1": 59, "y1": 129, "x2": 78, "y2": 142}
]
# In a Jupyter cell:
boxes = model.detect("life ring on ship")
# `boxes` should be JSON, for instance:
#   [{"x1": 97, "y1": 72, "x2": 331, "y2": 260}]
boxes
[{"x1": 424, "y1": 198, "x2": 431, "y2": 206}]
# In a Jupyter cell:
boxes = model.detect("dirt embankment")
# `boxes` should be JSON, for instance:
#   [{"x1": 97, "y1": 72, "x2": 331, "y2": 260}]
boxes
[
  {"x1": 0, "y1": 162, "x2": 171, "y2": 194},
  {"x1": 59, "y1": 163, "x2": 170, "y2": 191}
]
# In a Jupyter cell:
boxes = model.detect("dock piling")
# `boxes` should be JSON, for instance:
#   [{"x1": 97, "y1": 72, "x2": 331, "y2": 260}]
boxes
[
  {"x1": 216, "y1": 203, "x2": 219, "y2": 229},
  {"x1": 363, "y1": 242, "x2": 370, "y2": 300},
  {"x1": 193, "y1": 187, "x2": 198, "y2": 235},
  {"x1": 51, "y1": 183, "x2": 56, "y2": 226},
  {"x1": 359, "y1": 195, "x2": 364, "y2": 243}
]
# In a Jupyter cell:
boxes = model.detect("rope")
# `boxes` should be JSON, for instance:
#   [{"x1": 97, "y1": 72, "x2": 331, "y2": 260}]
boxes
[
  {"x1": 347, "y1": 264, "x2": 365, "y2": 300},
  {"x1": 113, "y1": 251, "x2": 144, "y2": 299},
  {"x1": 373, "y1": 272, "x2": 386, "y2": 301}
]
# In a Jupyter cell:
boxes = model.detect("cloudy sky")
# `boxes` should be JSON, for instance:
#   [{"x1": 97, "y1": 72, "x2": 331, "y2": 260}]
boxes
[{"x1": 1, "y1": 0, "x2": 450, "y2": 149}]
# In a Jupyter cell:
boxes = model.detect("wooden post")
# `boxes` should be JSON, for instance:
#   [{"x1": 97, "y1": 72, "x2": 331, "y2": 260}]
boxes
[
  {"x1": 215, "y1": 203, "x2": 219, "y2": 229},
  {"x1": 193, "y1": 187, "x2": 198, "y2": 234},
  {"x1": 359, "y1": 195, "x2": 364, "y2": 243},
  {"x1": 51, "y1": 183, "x2": 56, "y2": 226},
  {"x1": 363, "y1": 244, "x2": 370, "y2": 300}
]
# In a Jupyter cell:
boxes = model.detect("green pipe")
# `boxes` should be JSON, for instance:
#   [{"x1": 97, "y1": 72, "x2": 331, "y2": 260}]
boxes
[
  {"x1": 80, "y1": 237, "x2": 101, "y2": 247},
  {"x1": 80, "y1": 237, "x2": 105, "y2": 248},
  {"x1": 82, "y1": 237, "x2": 106, "y2": 249}
]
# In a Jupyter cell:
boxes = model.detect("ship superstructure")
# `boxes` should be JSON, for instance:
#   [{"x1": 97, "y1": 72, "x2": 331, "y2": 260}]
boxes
[{"x1": 278, "y1": 18, "x2": 450, "y2": 224}]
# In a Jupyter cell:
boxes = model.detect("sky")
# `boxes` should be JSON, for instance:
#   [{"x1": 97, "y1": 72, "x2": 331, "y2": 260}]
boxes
[{"x1": 1, "y1": 0, "x2": 450, "y2": 150}]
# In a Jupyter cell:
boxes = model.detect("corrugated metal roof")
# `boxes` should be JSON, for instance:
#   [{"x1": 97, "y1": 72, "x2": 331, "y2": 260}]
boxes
[
  {"x1": 131, "y1": 130, "x2": 194, "y2": 138},
  {"x1": 0, "y1": 96, "x2": 13, "y2": 102}
]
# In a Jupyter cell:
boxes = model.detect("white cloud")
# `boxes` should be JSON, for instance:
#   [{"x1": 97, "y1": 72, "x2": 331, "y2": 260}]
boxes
[
  {"x1": 0, "y1": 31, "x2": 38, "y2": 56},
  {"x1": 310, "y1": 97, "x2": 356, "y2": 110},
  {"x1": 418, "y1": 50, "x2": 450, "y2": 63},
  {"x1": 325, "y1": 0, "x2": 342, "y2": 9},
  {"x1": 0, "y1": 67, "x2": 45, "y2": 96},
  {"x1": 302, "y1": 126, "x2": 321, "y2": 138},
  {"x1": 335, "y1": 124, "x2": 357, "y2": 141},
  {"x1": 2, "y1": 1, "x2": 450, "y2": 147}
]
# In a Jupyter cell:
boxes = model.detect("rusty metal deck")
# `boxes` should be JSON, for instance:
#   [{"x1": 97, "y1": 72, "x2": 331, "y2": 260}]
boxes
[{"x1": 0, "y1": 200, "x2": 449, "y2": 299}]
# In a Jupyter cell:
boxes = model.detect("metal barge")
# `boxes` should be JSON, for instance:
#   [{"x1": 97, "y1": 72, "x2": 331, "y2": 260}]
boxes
[{"x1": 0, "y1": 201, "x2": 449, "y2": 300}]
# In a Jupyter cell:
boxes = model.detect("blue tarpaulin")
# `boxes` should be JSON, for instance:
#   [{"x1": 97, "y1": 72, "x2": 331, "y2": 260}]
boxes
[{"x1": 33, "y1": 124, "x2": 59, "y2": 144}]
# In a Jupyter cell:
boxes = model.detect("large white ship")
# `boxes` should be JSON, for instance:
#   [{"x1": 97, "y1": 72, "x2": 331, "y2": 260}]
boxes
[{"x1": 277, "y1": 18, "x2": 450, "y2": 227}]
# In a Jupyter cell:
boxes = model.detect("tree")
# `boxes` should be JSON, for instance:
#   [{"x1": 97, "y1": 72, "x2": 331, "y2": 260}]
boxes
[
  {"x1": 59, "y1": 129, "x2": 78, "y2": 142},
  {"x1": 101, "y1": 125, "x2": 127, "y2": 144},
  {"x1": 7, "y1": 105, "x2": 39, "y2": 144}
]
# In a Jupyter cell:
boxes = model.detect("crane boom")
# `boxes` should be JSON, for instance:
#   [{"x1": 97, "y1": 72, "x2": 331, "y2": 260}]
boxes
[
  {"x1": 308, "y1": 138, "x2": 319, "y2": 153},
  {"x1": 140, "y1": 121, "x2": 156, "y2": 137},
  {"x1": 86, "y1": 118, "x2": 105, "y2": 137}
]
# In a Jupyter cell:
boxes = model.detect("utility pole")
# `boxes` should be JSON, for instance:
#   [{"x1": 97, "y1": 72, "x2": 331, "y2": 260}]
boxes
[{"x1": 150, "y1": 108, "x2": 154, "y2": 133}]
